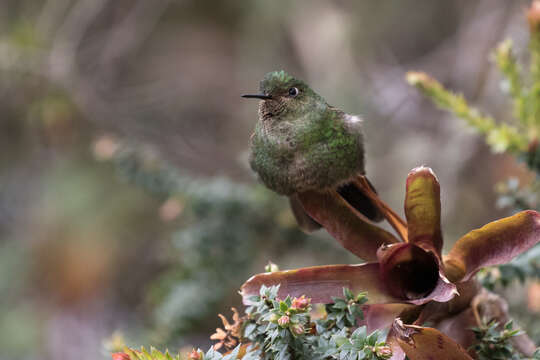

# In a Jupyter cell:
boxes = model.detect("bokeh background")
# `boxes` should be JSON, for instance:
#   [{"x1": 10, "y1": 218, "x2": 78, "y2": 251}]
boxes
[{"x1": 0, "y1": 1, "x2": 538, "y2": 359}]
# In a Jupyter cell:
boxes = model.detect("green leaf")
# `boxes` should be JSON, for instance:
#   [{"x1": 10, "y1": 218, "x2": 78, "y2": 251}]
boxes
[{"x1": 344, "y1": 288, "x2": 354, "y2": 300}]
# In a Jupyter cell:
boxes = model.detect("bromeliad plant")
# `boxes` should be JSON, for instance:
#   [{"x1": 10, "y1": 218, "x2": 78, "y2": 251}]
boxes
[
  {"x1": 110, "y1": 165, "x2": 540, "y2": 359},
  {"x1": 406, "y1": 1, "x2": 540, "y2": 293},
  {"x1": 109, "y1": 125, "x2": 540, "y2": 359},
  {"x1": 240, "y1": 166, "x2": 540, "y2": 359},
  {"x1": 109, "y1": 168, "x2": 540, "y2": 360}
]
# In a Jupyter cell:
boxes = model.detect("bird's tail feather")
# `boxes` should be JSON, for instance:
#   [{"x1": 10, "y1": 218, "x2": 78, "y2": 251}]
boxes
[
  {"x1": 337, "y1": 178, "x2": 384, "y2": 223},
  {"x1": 289, "y1": 176, "x2": 383, "y2": 234},
  {"x1": 289, "y1": 194, "x2": 322, "y2": 233}
]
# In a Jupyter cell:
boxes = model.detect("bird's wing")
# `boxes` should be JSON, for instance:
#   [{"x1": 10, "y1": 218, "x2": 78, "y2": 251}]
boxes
[{"x1": 288, "y1": 194, "x2": 322, "y2": 233}]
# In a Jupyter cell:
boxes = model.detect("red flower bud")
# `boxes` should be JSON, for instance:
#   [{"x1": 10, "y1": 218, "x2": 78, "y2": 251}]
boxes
[
  {"x1": 290, "y1": 323, "x2": 305, "y2": 335},
  {"x1": 277, "y1": 315, "x2": 290, "y2": 327},
  {"x1": 375, "y1": 346, "x2": 392, "y2": 359},
  {"x1": 112, "y1": 353, "x2": 131, "y2": 360},
  {"x1": 188, "y1": 349, "x2": 202, "y2": 360},
  {"x1": 291, "y1": 295, "x2": 311, "y2": 310}
]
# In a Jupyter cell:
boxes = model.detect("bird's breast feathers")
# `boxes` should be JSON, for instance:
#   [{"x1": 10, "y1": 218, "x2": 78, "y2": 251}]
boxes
[{"x1": 250, "y1": 113, "x2": 365, "y2": 194}]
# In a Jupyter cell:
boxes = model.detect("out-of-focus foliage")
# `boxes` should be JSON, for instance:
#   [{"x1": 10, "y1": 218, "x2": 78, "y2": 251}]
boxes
[
  {"x1": 479, "y1": 243, "x2": 540, "y2": 290},
  {"x1": 406, "y1": 71, "x2": 527, "y2": 154},
  {"x1": 106, "y1": 144, "x2": 352, "y2": 342},
  {"x1": 407, "y1": 1, "x2": 540, "y2": 157}
]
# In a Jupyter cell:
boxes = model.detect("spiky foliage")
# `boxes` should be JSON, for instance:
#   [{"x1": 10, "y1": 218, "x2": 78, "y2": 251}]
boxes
[
  {"x1": 320, "y1": 289, "x2": 368, "y2": 330},
  {"x1": 114, "y1": 347, "x2": 182, "y2": 360},
  {"x1": 242, "y1": 285, "x2": 391, "y2": 360},
  {"x1": 114, "y1": 345, "x2": 256, "y2": 360},
  {"x1": 406, "y1": 71, "x2": 527, "y2": 154},
  {"x1": 114, "y1": 287, "x2": 391, "y2": 360},
  {"x1": 470, "y1": 321, "x2": 528, "y2": 360}
]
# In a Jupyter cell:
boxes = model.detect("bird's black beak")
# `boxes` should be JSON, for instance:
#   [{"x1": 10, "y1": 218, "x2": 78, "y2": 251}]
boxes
[{"x1": 241, "y1": 94, "x2": 272, "y2": 100}]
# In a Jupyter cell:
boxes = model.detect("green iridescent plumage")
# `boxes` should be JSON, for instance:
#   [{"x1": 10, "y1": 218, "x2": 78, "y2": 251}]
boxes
[
  {"x1": 250, "y1": 105, "x2": 363, "y2": 195},
  {"x1": 248, "y1": 71, "x2": 365, "y2": 195},
  {"x1": 244, "y1": 70, "x2": 381, "y2": 229}
]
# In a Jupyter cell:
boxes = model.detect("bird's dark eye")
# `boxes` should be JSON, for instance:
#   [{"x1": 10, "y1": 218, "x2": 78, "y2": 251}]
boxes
[{"x1": 288, "y1": 87, "x2": 299, "y2": 97}]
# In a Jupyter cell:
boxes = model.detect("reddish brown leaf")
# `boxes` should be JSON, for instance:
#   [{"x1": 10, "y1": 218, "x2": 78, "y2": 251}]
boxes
[
  {"x1": 360, "y1": 303, "x2": 416, "y2": 333},
  {"x1": 392, "y1": 318, "x2": 474, "y2": 360},
  {"x1": 415, "y1": 279, "x2": 480, "y2": 325},
  {"x1": 241, "y1": 263, "x2": 398, "y2": 305},
  {"x1": 377, "y1": 243, "x2": 457, "y2": 304},
  {"x1": 211, "y1": 308, "x2": 243, "y2": 351},
  {"x1": 297, "y1": 190, "x2": 399, "y2": 261},
  {"x1": 445, "y1": 210, "x2": 540, "y2": 282},
  {"x1": 435, "y1": 307, "x2": 477, "y2": 355},
  {"x1": 404, "y1": 166, "x2": 443, "y2": 257}
]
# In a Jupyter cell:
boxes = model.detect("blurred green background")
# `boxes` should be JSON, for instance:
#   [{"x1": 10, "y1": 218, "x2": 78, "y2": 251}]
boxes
[{"x1": 0, "y1": 1, "x2": 537, "y2": 359}]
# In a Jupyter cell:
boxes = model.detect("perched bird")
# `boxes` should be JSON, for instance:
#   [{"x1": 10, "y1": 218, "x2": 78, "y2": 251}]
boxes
[{"x1": 242, "y1": 70, "x2": 383, "y2": 232}]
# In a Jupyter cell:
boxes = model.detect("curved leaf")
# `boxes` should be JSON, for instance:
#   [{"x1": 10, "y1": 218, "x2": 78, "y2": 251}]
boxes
[
  {"x1": 386, "y1": 328, "x2": 406, "y2": 360},
  {"x1": 415, "y1": 279, "x2": 480, "y2": 324},
  {"x1": 405, "y1": 166, "x2": 443, "y2": 257},
  {"x1": 435, "y1": 307, "x2": 477, "y2": 353},
  {"x1": 241, "y1": 263, "x2": 398, "y2": 305},
  {"x1": 360, "y1": 303, "x2": 416, "y2": 333},
  {"x1": 377, "y1": 243, "x2": 457, "y2": 304},
  {"x1": 297, "y1": 190, "x2": 399, "y2": 261},
  {"x1": 392, "y1": 319, "x2": 474, "y2": 360},
  {"x1": 445, "y1": 210, "x2": 540, "y2": 282}
]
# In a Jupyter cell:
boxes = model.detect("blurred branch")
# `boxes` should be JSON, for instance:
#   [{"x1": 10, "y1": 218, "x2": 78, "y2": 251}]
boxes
[
  {"x1": 494, "y1": 40, "x2": 526, "y2": 124},
  {"x1": 48, "y1": 0, "x2": 108, "y2": 82},
  {"x1": 36, "y1": 0, "x2": 73, "y2": 40},
  {"x1": 406, "y1": 71, "x2": 528, "y2": 153},
  {"x1": 99, "y1": 0, "x2": 172, "y2": 69},
  {"x1": 0, "y1": 0, "x2": 172, "y2": 138},
  {"x1": 0, "y1": 42, "x2": 46, "y2": 75}
]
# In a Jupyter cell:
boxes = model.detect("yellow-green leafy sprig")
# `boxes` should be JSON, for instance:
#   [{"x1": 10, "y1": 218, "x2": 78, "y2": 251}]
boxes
[{"x1": 406, "y1": 71, "x2": 527, "y2": 154}]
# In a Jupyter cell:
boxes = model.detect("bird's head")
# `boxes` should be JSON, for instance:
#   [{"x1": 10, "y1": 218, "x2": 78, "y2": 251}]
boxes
[{"x1": 242, "y1": 70, "x2": 325, "y2": 121}]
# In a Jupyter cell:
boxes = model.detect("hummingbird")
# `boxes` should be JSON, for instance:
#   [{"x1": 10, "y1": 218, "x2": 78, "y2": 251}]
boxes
[{"x1": 242, "y1": 70, "x2": 383, "y2": 232}]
